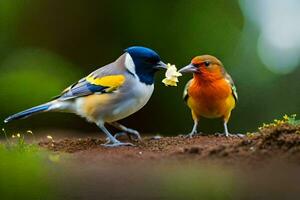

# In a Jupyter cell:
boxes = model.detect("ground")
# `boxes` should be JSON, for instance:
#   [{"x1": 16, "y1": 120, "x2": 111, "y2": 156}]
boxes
[
  {"x1": 39, "y1": 123, "x2": 300, "y2": 164},
  {"x1": 2, "y1": 123, "x2": 300, "y2": 199}
]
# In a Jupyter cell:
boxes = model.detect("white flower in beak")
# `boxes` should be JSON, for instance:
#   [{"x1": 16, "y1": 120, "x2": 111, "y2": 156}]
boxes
[{"x1": 162, "y1": 63, "x2": 182, "y2": 86}]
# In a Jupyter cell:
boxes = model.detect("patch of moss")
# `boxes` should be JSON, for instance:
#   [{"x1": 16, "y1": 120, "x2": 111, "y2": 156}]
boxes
[{"x1": 259, "y1": 114, "x2": 300, "y2": 131}]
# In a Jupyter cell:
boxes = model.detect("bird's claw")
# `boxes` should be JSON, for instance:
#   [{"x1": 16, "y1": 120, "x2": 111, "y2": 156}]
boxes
[
  {"x1": 215, "y1": 132, "x2": 245, "y2": 138},
  {"x1": 113, "y1": 132, "x2": 127, "y2": 139},
  {"x1": 104, "y1": 129, "x2": 140, "y2": 147},
  {"x1": 184, "y1": 133, "x2": 194, "y2": 138},
  {"x1": 101, "y1": 140, "x2": 135, "y2": 147},
  {"x1": 225, "y1": 133, "x2": 245, "y2": 138},
  {"x1": 114, "y1": 129, "x2": 141, "y2": 141},
  {"x1": 234, "y1": 133, "x2": 245, "y2": 138},
  {"x1": 126, "y1": 128, "x2": 142, "y2": 141},
  {"x1": 183, "y1": 131, "x2": 201, "y2": 138}
]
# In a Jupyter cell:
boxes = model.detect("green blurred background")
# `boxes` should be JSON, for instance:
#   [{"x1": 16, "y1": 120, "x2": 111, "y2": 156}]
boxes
[{"x1": 1, "y1": 0, "x2": 299, "y2": 135}]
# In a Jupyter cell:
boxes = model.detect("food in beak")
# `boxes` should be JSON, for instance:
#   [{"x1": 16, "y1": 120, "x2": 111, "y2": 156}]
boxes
[{"x1": 162, "y1": 63, "x2": 182, "y2": 86}]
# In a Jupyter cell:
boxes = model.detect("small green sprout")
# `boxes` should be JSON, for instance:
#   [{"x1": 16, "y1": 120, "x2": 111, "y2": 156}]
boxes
[
  {"x1": 1, "y1": 129, "x2": 39, "y2": 153},
  {"x1": 285, "y1": 114, "x2": 300, "y2": 126},
  {"x1": 246, "y1": 132, "x2": 257, "y2": 137},
  {"x1": 258, "y1": 114, "x2": 300, "y2": 131}
]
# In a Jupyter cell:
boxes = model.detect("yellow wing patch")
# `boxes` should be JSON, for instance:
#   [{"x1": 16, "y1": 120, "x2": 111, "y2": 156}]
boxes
[{"x1": 86, "y1": 74, "x2": 126, "y2": 92}]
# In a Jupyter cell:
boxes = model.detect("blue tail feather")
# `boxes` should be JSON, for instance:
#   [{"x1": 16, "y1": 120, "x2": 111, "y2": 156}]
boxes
[{"x1": 4, "y1": 103, "x2": 51, "y2": 123}]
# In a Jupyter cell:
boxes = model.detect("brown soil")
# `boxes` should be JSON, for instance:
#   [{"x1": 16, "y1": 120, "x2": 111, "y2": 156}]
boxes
[
  {"x1": 37, "y1": 124, "x2": 300, "y2": 199},
  {"x1": 38, "y1": 123, "x2": 300, "y2": 163}
]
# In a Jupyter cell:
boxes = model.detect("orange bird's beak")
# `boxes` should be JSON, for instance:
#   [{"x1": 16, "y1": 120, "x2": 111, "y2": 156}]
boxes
[{"x1": 178, "y1": 64, "x2": 198, "y2": 73}]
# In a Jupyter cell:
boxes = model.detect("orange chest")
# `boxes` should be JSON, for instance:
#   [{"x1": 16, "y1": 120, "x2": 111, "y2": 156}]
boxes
[
  {"x1": 189, "y1": 79, "x2": 231, "y2": 101},
  {"x1": 187, "y1": 79, "x2": 233, "y2": 118}
]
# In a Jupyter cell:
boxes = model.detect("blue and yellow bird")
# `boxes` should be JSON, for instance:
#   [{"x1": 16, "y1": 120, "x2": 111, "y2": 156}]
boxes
[{"x1": 4, "y1": 46, "x2": 167, "y2": 147}]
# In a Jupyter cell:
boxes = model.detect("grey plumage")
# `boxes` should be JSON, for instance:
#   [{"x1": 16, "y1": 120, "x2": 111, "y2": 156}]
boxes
[{"x1": 56, "y1": 54, "x2": 129, "y2": 101}]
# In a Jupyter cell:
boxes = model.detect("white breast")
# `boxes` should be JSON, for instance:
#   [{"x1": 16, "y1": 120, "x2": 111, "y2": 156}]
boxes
[{"x1": 108, "y1": 81, "x2": 154, "y2": 122}]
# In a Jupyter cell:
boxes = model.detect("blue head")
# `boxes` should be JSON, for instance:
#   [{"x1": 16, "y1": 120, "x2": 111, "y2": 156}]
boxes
[{"x1": 124, "y1": 46, "x2": 166, "y2": 85}]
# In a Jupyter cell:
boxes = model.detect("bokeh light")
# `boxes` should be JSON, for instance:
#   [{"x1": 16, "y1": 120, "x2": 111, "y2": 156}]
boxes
[{"x1": 240, "y1": 0, "x2": 300, "y2": 74}]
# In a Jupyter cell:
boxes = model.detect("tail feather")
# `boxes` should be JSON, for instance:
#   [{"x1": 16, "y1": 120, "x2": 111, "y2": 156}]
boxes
[{"x1": 4, "y1": 103, "x2": 52, "y2": 123}]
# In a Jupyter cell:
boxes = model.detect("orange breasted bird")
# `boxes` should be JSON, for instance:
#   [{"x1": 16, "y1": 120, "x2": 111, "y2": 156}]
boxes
[
  {"x1": 4, "y1": 46, "x2": 167, "y2": 147},
  {"x1": 178, "y1": 55, "x2": 238, "y2": 137}
]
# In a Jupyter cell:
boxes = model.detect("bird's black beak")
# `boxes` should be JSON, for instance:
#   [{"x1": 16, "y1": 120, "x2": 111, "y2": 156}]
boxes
[
  {"x1": 178, "y1": 64, "x2": 198, "y2": 73},
  {"x1": 154, "y1": 61, "x2": 167, "y2": 70}
]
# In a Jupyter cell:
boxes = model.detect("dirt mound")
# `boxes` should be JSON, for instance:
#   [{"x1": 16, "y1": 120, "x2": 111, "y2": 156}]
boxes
[{"x1": 182, "y1": 123, "x2": 300, "y2": 161}]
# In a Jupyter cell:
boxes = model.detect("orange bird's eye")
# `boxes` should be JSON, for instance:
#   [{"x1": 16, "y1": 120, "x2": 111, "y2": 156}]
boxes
[{"x1": 204, "y1": 61, "x2": 211, "y2": 67}]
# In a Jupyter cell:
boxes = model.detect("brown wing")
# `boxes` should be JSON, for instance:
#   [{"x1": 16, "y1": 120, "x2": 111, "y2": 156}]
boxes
[
  {"x1": 183, "y1": 79, "x2": 192, "y2": 103},
  {"x1": 225, "y1": 73, "x2": 238, "y2": 102}
]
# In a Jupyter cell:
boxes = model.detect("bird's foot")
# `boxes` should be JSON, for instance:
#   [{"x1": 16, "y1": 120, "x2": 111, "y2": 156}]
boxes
[
  {"x1": 113, "y1": 132, "x2": 127, "y2": 139},
  {"x1": 184, "y1": 133, "x2": 194, "y2": 138},
  {"x1": 114, "y1": 129, "x2": 141, "y2": 141},
  {"x1": 235, "y1": 133, "x2": 245, "y2": 138},
  {"x1": 99, "y1": 124, "x2": 135, "y2": 147},
  {"x1": 215, "y1": 132, "x2": 245, "y2": 138},
  {"x1": 102, "y1": 139, "x2": 134, "y2": 147},
  {"x1": 183, "y1": 131, "x2": 202, "y2": 138},
  {"x1": 125, "y1": 128, "x2": 142, "y2": 141}
]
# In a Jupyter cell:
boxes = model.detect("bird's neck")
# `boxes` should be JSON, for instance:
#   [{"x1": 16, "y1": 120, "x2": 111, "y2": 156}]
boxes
[
  {"x1": 135, "y1": 67, "x2": 155, "y2": 85},
  {"x1": 193, "y1": 71, "x2": 223, "y2": 84},
  {"x1": 135, "y1": 65, "x2": 157, "y2": 85},
  {"x1": 136, "y1": 72, "x2": 155, "y2": 85}
]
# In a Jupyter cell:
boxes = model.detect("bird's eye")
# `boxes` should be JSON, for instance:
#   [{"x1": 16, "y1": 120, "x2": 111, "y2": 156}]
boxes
[
  {"x1": 204, "y1": 61, "x2": 211, "y2": 67},
  {"x1": 145, "y1": 57, "x2": 156, "y2": 64}
]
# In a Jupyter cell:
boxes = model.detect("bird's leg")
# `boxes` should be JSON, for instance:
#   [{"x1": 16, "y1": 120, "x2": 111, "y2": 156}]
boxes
[
  {"x1": 222, "y1": 122, "x2": 244, "y2": 137},
  {"x1": 97, "y1": 123, "x2": 134, "y2": 147},
  {"x1": 185, "y1": 120, "x2": 198, "y2": 138},
  {"x1": 110, "y1": 122, "x2": 141, "y2": 141},
  {"x1": 224, "y1": 121, "x2": 229, "y2": 137}
]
